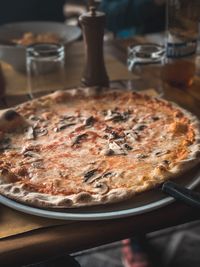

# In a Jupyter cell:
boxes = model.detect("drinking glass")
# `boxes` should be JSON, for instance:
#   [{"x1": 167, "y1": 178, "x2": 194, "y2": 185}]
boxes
[
  {"x1": 164, "y1": 0, "x2": 200, "y2": 88},
  {"x1": 26, "y1": 43, "x2": 65, "y2": 99},
  {"x1": 127, "y1": 44, "x2": 165, "y2": 96}
]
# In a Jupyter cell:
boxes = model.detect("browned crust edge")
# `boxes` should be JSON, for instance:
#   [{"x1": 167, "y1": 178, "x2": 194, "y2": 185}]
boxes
[{"x1": 0, "y1": 88, "x2": 200, "y2": 208}]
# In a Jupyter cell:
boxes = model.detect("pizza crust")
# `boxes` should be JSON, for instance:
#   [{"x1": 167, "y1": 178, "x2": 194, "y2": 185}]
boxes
[{"x1": 0, "y1": 88, "x2": 200, "y2": 208}]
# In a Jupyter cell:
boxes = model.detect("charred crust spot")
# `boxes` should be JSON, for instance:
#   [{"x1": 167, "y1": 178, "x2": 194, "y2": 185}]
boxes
[
  {"x1": 105, "y1": 149, "x2": 114, "y2": 156},
  {"x1": 124, "y1": 144, "x2": 133, "y2": 150},
  {"x1": 152, "y1": 116, "x2": 160, "y2": 121},
  {"x1": 59, "y1": 198, "x2": 73, "y2": 206},
  {"x1": 12, "y1": 187, "x2": 21, "y2": 194},
  {"x1": 136, "y1": 125, "x2": 147, "y2": 131},
  {"x1": 85, "y1": 116, "x2": 96, "y2": 127},
  {"x1": 76, "y1": 192, "x2": 92, "y2": 202},
  {"x1": 3, "y1": 110, "x2": 20, "y2": 121}
]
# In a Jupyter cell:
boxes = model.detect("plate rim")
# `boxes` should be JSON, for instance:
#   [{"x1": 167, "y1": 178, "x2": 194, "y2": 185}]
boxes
[
  {"x1": 0, "y1": 172, "x2": 199, "y2": 221},
  {"x1": 0, "y1": 21, "x2": 82, "y2": 47}
]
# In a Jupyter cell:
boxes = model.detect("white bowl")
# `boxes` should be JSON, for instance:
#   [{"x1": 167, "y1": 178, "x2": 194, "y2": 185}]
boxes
[{"x1": 0, "y1": 21, "x2": 81, "y2": 71}]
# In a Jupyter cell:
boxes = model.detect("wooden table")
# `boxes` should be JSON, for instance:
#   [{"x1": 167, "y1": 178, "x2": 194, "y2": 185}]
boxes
[{"x1": 0, "y1": 38, "x2": 200, "y2": 267}]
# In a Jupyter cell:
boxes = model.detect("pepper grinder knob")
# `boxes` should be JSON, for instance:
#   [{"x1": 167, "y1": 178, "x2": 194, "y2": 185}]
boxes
[
  {"x1": 79, "y1": 6, "x2": 109, "y2": 87},
  {"x1": 90, "y1": 6, "x2": 96, "y2": 16}
]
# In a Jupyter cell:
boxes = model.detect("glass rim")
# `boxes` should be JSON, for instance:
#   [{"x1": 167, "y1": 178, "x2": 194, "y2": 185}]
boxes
[
  {"x1": 128, "y1": 43, "x2": 165, "y2": 56},
  {"x1": 26, "y1": 42, "x2": 64, "y2": 58}
]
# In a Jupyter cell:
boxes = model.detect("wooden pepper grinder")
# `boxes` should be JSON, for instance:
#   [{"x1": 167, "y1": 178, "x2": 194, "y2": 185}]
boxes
[{"x1": 79, "y1": 5, "x2": 109, "y2": 87}]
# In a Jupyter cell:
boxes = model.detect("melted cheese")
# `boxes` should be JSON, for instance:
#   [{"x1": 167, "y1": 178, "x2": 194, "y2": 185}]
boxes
[{"x1": 0, "y1": 91, "x2": 197, "y2": 197}]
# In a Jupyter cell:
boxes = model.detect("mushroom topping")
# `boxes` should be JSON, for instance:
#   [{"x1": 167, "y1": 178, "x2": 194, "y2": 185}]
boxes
[
  {"x1": 102, "y1": 171, "x2": 114, "y2": 178},
  {"x1": 31, "y1": 162, "x2": 44, "y2": 169},
  {"x1": 54, "y1": 123, "x2": 75, "y2": 132},
  {"x1": 154, "y1": 150, "x2": 170, "y2": 157},
  {"x1": 108, "y1": 130, "x2": 124, "y2": 140},
  {"x1": 162, "y1": 160, "x2": 171, "y2": 165},
  {"x1": 35, "y1": 128, "x2": 48, "y2": 137},
  {"x1": 134, "y1": 124, "x2": 147, "y2": 131},
  {"x1": 93, "y1": 182, "x2": 109, "y2": 195},
  {"x1": 123, "y1": 143, "x2": 133, "y2": 151},
  {"x1": 72, "y1": 133, "x2": 88, "y2": 147},
  {"x1": 28, "y1": 115, "x2": 42, "y2": 122},
  {"x1": 85, "y1": 116, "x2": 96, "y2": 127},
  {"x1": 23, "y1": 150, "x2": 41, "y2": 157},
  {"x1": 21, "y1": 145, "x2": 40, "y2": 153},
  {"x1": 83, "y1": 169, "x2": 102, "y2": 184},
  {"x1": 23, "y1": 151, "x2": 42, "y2": 162},
  {"x1": 105, "y1": 141, "x2": 127, "y2": 156},
  {"x1": 124, "y1": 130, "x2": 140, "y2": 142},
  {"x1": 61, "y1": 115, "x2": 76, "y2": 122},
  {"x1": 25, "y1": 126, "x2": 35, "y2": 140},
  {"x1": 152, "y1": 116, "x2": 160, "y2": 121},
  {"x1": 137, "y1": 154, "x2": 148, "y2": 159},
  {"x1": 104, "y1": 109, "x2": 131, "y2": 123}
]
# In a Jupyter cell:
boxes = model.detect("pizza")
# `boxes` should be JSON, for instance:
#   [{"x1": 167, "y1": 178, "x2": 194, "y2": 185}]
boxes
[{"x1": 0, "y1": 88, "x2": 200, "y2": 208}]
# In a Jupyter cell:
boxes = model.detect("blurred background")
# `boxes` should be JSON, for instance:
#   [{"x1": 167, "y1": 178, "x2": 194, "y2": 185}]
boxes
[{"x1": 0, "y1": 0, "x2": 166, "y2": 38}]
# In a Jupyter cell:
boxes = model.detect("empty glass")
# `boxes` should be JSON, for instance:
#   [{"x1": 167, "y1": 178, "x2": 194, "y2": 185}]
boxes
[
  {"x1": 26, "y1": 43, "x2": 65, "y2": 99},
  {"x1": 127, "y1": 44, "x2": 165, "y2": 96}
]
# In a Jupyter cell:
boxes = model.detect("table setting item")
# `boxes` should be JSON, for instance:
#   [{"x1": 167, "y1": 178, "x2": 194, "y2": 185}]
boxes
[
  {"x1": 79, "y1": 5, "x2": 109, "y2": 87},
  {"x1": 163, "y1": 0, "x2": 200, "y2": 89},
  {"x1": 0, "y1": 21, "x2": 81, "y2": 72},
  {"x1": 26, "y1": 43, "x2": 65, "y2": 99},
  {"x1": 127, "y1": 43, "x2": 165, "y2": 96},
  {"x1": 127, "y1": 0, "x2": 200, "y2": 93}
]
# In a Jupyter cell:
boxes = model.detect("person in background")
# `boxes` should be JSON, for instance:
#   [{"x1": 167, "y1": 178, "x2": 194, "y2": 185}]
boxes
[{"x1": 99, "y1": 0, "x2": 166, "y2": 37}]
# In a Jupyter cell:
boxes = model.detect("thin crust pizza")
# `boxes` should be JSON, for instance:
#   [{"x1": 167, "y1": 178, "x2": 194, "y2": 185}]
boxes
[{"x1": 0, "y1": 88, "x2": 200, "y2": 208}]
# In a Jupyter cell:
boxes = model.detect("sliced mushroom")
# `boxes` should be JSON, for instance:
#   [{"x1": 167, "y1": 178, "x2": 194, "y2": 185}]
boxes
[
  {"x1": 133, "y1": 124, "x2": 147, "y2": 131},
  {"x1": 31, "y1": 161, "x2": 44, "y2": 169},
  {"x1": 25, "y1": 126, "x2": 35, "y2": 140},
  {"x1": 123, "y1": 143, "x2": 133, "y2": 151},
  {"x1": 108, "y1": 141, "x2": 127, "y2": 155},
  {"x1": 85, "y1": 116, "x2": 96, "y2": 127},
  {"x1": 124, "y1": 130, "x2": 139, "y2": 142},
  {"x1": 54, "y1": 123, "x2": 75, "y2": 132},
  {"x1": 72, "y1": 133, "x2": 88, "y2": 146},
  {"x1": 21, "y1": 144, "x2": 40, "y2": 153},
  {"x1": 104, "y1": 110, "x2": 129, "y2": 123},
  {"x1": 61, "y1": 115, "x2": 76, "y2": 122},
  {"x1": 154, "y1": 150, "x2": 170, "y2": 157},
  {"x1": 137, "y1": 154, "x2": 148, "y2": 159},
  {"x1": 93, "y1": 182, "x2": 109, "y2": 195},
  {"x1": 102, "y1": 171, "x2": 115, "y2": 178},
  {"x1": 28, "y1": 115, "x2": 42, "y2": 121},
  {"x1": 23, "y1": 150, "x2": 41, "y2": 159},
  {"x1": 83, "y1": 169, "x2": 101, "y2": 184},
  {"x1": 35, "y1": 128, "x2": 48, "y2": 137}
]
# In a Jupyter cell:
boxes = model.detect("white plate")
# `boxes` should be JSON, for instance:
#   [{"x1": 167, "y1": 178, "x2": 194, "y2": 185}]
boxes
[
  {"x1": 0, "y1": 21, "x2": 81, "y2": 71},
  {"x1": 1, "y1": 167, "x2": 200, "y2": 221}
]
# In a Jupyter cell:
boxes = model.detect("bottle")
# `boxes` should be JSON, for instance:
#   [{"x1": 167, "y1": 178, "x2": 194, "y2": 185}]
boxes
[{"x1": 162, "y1": 0, "x2": 200, "y2": 88}]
